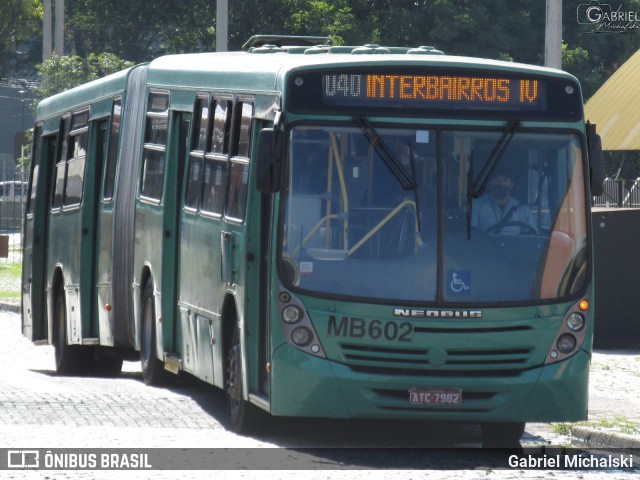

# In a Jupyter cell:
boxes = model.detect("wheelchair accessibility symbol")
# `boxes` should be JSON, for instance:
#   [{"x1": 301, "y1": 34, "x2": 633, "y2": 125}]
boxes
[{"x1": 448, "y1": 271, "x2": 470, "y2": 295}]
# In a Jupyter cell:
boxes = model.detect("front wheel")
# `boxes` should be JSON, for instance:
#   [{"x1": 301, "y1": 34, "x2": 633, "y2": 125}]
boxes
[
  {"x1": 227, "y1": 323, "x2": 262, "y2": 433},
  {"x1": 140, "y1": 280, "x2": 165, "y2": 385}
]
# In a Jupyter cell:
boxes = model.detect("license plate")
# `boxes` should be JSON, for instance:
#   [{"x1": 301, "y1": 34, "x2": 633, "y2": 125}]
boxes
[{"x1": 409, "y1": 388, "x2": 462, "y2": 405}]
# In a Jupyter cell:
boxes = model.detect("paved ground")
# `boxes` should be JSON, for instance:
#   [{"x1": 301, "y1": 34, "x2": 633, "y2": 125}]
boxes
[
  {"x1": 0, "y1": 310, "x2": 638, "y2": 479},
  {"x1": 583, "y1": 350, "x2": 640, "y2": 433}
]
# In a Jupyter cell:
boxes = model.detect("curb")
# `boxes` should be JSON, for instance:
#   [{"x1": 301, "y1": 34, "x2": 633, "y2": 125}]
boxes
[{"x1": 571, "y1": 425, "x2": 640, "y2": 449}]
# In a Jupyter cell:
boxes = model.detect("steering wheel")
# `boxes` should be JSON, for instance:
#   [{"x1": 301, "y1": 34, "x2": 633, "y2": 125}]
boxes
[{"x1": 485, "y1": 221, "x2": 537, "y2": 235}]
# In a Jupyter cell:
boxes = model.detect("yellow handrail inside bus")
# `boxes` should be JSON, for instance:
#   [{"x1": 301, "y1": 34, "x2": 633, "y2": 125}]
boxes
[
  {"x1": 347, "y1": 199, "x2": 423, "y2": 257},
  {"x1": 291, "y1": 213, "x2": 340, "y2": 257},
  {"x1": 329, "y1": 133, "x2": 349, "y2": 248}
]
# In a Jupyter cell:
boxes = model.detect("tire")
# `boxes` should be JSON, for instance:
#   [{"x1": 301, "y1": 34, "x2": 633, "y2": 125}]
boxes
[
  {"x1": 140, "y1": 280, "x2": 165, "y2": 385},
  {"x1": 54, "y1": 288, "x2": 90, "y2": 376},
  {"x1": 227, "y1": 323, "x2": 261, "y2": 433},
  {"x1": 481, "y1": 422, "x2": 525, "y2": 448}
]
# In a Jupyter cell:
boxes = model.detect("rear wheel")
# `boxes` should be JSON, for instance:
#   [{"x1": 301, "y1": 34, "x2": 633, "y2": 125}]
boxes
[
  {"x1": 54, "y1": 288, "x2": 90, "y2": 376},
  {"x1": 481, "y1": 422, "x2": 525, "y2": 448},
  {"x1": 140, "y1": 280, "x2": 165, "y2": 385}
]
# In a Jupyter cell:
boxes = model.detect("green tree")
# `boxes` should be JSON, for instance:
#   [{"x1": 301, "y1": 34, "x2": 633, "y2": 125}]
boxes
[
  {"x1": 347, "y1": 0, "x2": 544, "y2": 62},
  {"x1": 284, "y1": 0, "x2": 355, "y2": 45},
  {"x1": 0, "y1": 0, "x2": 41, "y2": 76},
  {"x1": 562, "y1": 42, "x2": 602, "y2": 100},
  {"x1": 33, "y1": 52, "x2": 134, "y2": 105},
  {"x1": 18, "y1": 52, "x2": 133, "y2": 170},
  {"x1": 66, "y1": 0, "x2": 216, "y2": 61}
]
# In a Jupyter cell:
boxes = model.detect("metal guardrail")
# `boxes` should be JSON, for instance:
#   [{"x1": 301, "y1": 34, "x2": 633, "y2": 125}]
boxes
[
  {"x1": 592, "y1": 178, "x2": 640, "y2": 208},
  {"x1": 0, "y1": 168, "x2": 27, "y2": 232}
]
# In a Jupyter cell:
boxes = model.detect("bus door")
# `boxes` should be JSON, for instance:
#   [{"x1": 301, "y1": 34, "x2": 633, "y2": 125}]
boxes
[
  {"x1": 21, "y1": 125, "x2": 49, "y2": 342},
  {"x1": 47, "y1": 111, "x2": 91, "y2": 348},
  {"x1": 178, "y1": 96, "x2": 232, "y2": 388},
  {"x1": 160, "y1": 108, "x2": 191, "y2": 360},
  {"x1": 94, "y1": 99, "x2": 121, "y2": 346},
  {"x1": 79, "y1": 117, "x2": 109, "y2": 342},
  {"x1": 222, "y1": 99, "x2": 265, "y2": 396}
]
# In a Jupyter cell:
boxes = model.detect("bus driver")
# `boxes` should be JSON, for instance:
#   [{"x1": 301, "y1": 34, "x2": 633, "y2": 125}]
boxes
[{"x1": 471, "y1": 169, "x2": 536, "y2": 235}]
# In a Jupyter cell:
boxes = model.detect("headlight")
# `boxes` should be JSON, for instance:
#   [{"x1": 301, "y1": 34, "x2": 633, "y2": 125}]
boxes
[
  {"x1": 545, "y1": 296, "x2": 590, "y2": 365},
  {"x1": 557, "y1": 334, "x2": 577, "y2": 354},
  {"x1": 291, "y1": 326, "x2": 313, "y2": 347},
  {"x1": 566, "y1": 312, "x2": 585, "y2": 332},
  {"x1": 278, "y1": 288, "x2": 325, "y2": 358},
  {"x1": 282, "y1": 305, "x2": 303, "y2": 324}
]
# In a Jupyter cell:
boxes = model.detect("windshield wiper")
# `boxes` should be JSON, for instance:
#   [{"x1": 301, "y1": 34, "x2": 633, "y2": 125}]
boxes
[
  {"x1": 353, "y1": 117, "x2": 422, "y2": 232},
  {"x1": 465, "y1": 119, "x2": 520, "y2": 240},
  {"x1": 353, "y1": 117, "x2": 416, "y2": 190},
  {"x1": 467, "y1": 119, "x2": 520, "y2": 200}
]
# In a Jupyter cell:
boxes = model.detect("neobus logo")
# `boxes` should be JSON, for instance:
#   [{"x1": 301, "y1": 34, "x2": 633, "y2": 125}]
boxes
[{"x1": 394, "y1": 308, "x2": 482, "y2": 319}]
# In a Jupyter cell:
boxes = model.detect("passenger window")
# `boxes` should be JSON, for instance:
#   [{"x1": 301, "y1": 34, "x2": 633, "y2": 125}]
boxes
[
  {"x1": 141, "y1": 93, "x2": 169, "y2": 200},
  {"x1": 225, "y1": 102, "x2": 253, "y2": 221},
  {"x1": 52, "y1": 117, "x2": 68, "y2": 209},
  {"x1": 225, "y1": 160, "x2": 249, "y2": 220},
  {"x1": 201, "y1": 99, "x2": 232, "y2": 215},
  {"x1": 211, "y1": 100, "x2": 232, "y2": 154},
  {"x1": 237, "y1": 102, "x2": 253, "y2": 158},
  {"x1": 201, "y1": 159, "x2": 227, "y2": 214},
  {"x1": 103, "y1": 98, "x2": 122, "y2": 200},
  {"x1": 185, "y1": 96, "x2": 209, "y2": 210},
  {"x1": 27, "y1": 125, "x2": 42, "y2": 214},
  {"x1": 64, "y1": 111, "x2": 89, "y2": 206}
]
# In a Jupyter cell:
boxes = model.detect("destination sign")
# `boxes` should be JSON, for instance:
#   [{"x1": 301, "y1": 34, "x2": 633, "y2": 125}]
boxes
[
  {"x1": 322, "y1": 73, "x2": 545, "y2": 110},
  {"x1": 287, "y1": 67, "x2": 583, "y2": 120}
]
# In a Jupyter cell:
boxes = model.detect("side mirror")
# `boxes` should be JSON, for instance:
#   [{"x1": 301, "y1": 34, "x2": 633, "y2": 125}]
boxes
[
  {"x1": 256, "y1": 128, "x2": 282, "y2": 193},
  {"x1": 587, "y1": 122, "x2": 605, "y2": 197}
]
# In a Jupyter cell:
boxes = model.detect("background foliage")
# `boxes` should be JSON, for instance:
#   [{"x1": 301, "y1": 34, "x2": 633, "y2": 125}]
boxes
[{"x1": 3, "y1": 0, "x2": 638, "y2": 98}]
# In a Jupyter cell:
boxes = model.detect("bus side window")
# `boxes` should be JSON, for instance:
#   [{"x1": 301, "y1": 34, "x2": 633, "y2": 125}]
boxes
[
  {"x1": 103, "y1": 98, "x2": 122, "y2": 200},
  {"x1": 51, "y1": 117, "x2": 69, "y2": 209},
  {"x1": 26, "y1": 126, "x2": 42, "y2": 214},
  {"x1": 201, "y1": 99, "x2": 232, "y2": 215},
  {"x1": 64, "y1": 110, "x2": 89, "y2": 206},
  {"x1": 225, "y1": 101, "x2": 253, "y2": 221},
  {"x1": 185, "y1": 95, "x2": 209, "y2": 210},
  {"x1": 140, "y1": 92, "x2": 169, "y2": 201}
]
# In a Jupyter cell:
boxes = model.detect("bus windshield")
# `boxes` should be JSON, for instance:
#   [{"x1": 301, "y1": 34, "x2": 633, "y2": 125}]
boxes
[{"x1": 280, "y1": 125, "x2": 587, "y2": 304}]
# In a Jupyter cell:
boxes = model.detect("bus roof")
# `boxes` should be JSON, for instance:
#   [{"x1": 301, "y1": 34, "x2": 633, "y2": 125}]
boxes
[
  {"x1": 36, "y1": 44, "x2": 577, "y2": 120},
  {"x1": 36, "y1": 67, "x2": 134, "y2": 120},
  {"x1": 145, "y1": 48, "x2": 574, "y2": 92}
]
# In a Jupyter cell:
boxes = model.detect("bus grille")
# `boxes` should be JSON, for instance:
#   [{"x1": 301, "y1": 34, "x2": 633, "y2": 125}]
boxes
[{"x1": 340, "y1": 343, "x2": 532, "y2": 377}]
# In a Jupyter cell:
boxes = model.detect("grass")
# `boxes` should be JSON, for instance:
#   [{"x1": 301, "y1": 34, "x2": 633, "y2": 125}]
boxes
[
  {"x1": 0, "y1": 258, "x2": 22, "y2": 303},
  {"x1": 552, "y1": 423, "x2": 573, "y2": 435},
  {"x1": 553, "y1": 417, "x2": 640, "y2": 437},
  {"x1": 586, "y1": 416, "x2": 640, "y2": 435}
]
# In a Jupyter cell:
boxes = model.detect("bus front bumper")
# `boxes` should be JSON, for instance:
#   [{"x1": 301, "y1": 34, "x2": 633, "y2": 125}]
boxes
[{"x1": 269, "y1": 343, "x2": 589, "y2": 422}]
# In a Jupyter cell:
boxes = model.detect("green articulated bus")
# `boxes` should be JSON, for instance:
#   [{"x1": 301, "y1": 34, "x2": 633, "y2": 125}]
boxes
[{"x1": 21, "y1": 35, "x2": 604, "y2": 446}]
